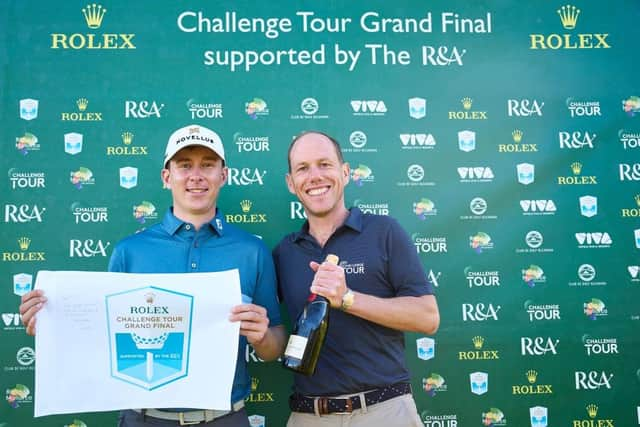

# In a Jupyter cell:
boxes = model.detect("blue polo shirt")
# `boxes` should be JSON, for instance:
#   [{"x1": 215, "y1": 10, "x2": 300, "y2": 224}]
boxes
[
  {"x1": 274, "y1": 207, "x2": 433, "y2": 396},
  {"x1": 108, "y1": 208, "x2": 281, "y2": 404}
]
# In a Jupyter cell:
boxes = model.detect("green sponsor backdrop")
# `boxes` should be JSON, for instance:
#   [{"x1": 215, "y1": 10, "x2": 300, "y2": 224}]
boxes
[{"x1": 2, "y1": 1, "x2": 639, "y2": 426}]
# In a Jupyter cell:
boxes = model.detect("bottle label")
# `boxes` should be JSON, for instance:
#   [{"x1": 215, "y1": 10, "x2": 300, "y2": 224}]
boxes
[{"x1": 284, "y1": 334, "x2": 308, "y2": 359}]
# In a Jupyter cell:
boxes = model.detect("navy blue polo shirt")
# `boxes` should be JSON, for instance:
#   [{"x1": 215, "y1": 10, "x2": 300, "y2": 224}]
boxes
[
  {"x1": 108, "y1": 208, "x2": 281, "y2": 404},
  {"x1": 274, "y1": 207, "x2": 433, "y2": 396}
]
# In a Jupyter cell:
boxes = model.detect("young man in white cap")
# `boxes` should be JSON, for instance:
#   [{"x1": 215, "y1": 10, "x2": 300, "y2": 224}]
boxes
[{"x1": 20, "y1": 124, "x2": 286, "y2": 426}]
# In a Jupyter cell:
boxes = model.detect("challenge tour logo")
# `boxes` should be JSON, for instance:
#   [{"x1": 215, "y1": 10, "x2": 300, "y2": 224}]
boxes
[{"x1": 106, "y1": 287, "x2": 193, "y2": 390}]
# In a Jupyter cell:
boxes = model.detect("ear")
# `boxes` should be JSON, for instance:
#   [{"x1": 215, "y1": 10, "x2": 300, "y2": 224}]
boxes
[
  {"x1": 285, "y1": 173, "x2": 296, "y2": 195},
  {"x1": 161, "y1": 168, "x2": 170, "y2": 189},
  {"x1": 342, "y1": 162, "x2": 350, "y2": 186},
  {"x1": 219, "y1": 166, "x2": 228, "y2": 187}
]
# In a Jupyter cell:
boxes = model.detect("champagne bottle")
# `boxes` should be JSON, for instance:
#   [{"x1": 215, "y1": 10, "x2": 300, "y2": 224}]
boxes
[{"x1": 283, "y1": 254, "x2": 339, "y2": 375}]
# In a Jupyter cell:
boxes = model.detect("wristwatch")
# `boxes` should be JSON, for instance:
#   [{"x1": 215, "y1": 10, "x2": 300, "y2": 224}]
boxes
[{"x1": 341, "y1": 288, "x2": 355, "y2": 311}]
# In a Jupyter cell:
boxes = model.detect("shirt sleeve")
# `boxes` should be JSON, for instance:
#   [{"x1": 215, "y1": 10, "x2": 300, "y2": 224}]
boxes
[
  {"x1": 107, "y1": 243, "x2": 125, "y2": 273},
  {"x1": 253, "y1": 242, "x2": 282, "y2": 326},
  {"x1": 386, "y1": 217, "x2": 434, "y2": 297}
]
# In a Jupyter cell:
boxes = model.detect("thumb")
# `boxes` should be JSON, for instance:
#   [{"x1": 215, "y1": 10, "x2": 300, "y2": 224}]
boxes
[{"x1": 309, "y1": 261, "x2": 320, "y2": 272}]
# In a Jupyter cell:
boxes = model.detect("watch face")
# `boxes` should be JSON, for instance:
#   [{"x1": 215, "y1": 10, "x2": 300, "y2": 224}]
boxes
[{"x1": 342, "y1": 289, "x2": 354, "y2": 310}]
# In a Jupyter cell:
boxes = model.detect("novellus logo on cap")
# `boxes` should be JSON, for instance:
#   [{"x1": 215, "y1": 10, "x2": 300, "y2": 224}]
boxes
[{"x1": 164, "y1": 125, "x2": 224, "y2": 167}]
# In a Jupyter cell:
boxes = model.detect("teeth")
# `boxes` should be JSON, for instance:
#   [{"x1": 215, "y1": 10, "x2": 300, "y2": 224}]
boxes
[
  {"x1": 189, "y1": 189, "x2": 207, "y2": 193},
  {"x1": 308, "y1": 187, "x2": 328, "y2": 196}
]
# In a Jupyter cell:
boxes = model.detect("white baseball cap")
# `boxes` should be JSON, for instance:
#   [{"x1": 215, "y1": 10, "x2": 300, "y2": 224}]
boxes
[{"x1": 163, "y1": 124, "x2": 225, "y2": 168}]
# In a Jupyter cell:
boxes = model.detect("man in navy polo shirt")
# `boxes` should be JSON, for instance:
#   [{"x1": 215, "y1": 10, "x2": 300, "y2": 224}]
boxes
[
  {"x1": 274, "y1": 131, "x2": 440, "y2": 427},
  {"x1": 20, "y1": 124, "x2": 286, "y2": 427}
]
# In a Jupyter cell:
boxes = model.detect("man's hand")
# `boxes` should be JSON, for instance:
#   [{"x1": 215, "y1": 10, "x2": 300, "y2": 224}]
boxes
[
  {"x1": 229, "y1": 303, "x2": 270, "y2": 346},
  {"x1": 19, "y1": 289, "x2": 47, "y2": 336},
  {"x1": 309, "y1": 260, "x2": 347, "y2": 309}
]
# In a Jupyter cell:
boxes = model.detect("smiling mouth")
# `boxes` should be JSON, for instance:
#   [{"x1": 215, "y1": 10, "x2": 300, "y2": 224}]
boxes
[
  {"x1": 307, "y1": 186, "x2": 329, "y2": 196},
  {"x1": 187, "y1": 188, "x2": 208, "y2": 194}
]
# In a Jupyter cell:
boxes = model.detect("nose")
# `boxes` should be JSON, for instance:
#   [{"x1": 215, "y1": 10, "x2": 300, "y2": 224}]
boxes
[
  {"x1": 308, "y1": 165, "x2": 323, "y2": 181},
  {"x1": 186, "y1": 167, "x2": 207, "y2": 180}
]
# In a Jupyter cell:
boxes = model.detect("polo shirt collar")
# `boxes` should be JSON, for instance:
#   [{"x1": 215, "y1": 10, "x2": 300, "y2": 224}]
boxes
[
  {"x1": 161, "y1": 208, "x2": 226, "y2": 236},
  {"x1": 293, "y1": 207, "x2": 363, "y2": 242}
]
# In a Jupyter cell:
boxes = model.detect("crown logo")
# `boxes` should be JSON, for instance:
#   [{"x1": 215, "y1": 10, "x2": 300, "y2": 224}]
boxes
[
  {"x1": 251, "y1": 377, "x2": 259, "y2": 391},
  {"x1": 461, "y1": 97, "x2": 473, "y2": 110},
  {"x1": 240, "y1": 200, "x2": 252, "y2": 213},
  {"x1": 122, "y1": 131, "x2": 134, "y2": 145},
  {"x1": 526, "y1": 370, "x2": 538, "y2": 384},
  {"x1": 144, "y1": 292, "x2": 155, "y2": 304},
  {"x1": 189, "y1": 126, "x2": 200, "y2": 135},
  {"x1": 76, "y1": 98, "x2": 89, "y2": 111},
  {"x1": 571, "y1": 162, "x2": 582, "y2": 175},
  {"x1": 18, "y1": 237, "x2": 31, "y2": 251},
  {"x1": 634, "y1": 194, "x2": 640, "y2": 207},
  {"x1": 472, "y1": 335, "x2": 484, "y2": 349},
  {"x1": 586, "y1": 404, "x2": 598, "y2": 418},
  {"x1": 557, "y1": 5, "x2": 580, "y2": 30},
  {"x1": 82, "y1": 3, "x2": 107, "y2": 29},
  {"x1": 512, "y1": 129, "x2": 523, "y2": 143}
]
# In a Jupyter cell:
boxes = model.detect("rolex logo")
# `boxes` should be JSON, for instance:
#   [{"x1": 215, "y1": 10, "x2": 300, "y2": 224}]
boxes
[
  {"x1": 82, "y1": 3, "x2": 107, "y2": 29},
  {"x1": 108, "y1": 132, "x2": 147, "y2": 155},
  {"x1": 448, "y1": 98, "x2": 486, "y2": 120},
  {"x1": 557, "y1": 4, "x2": 580, "y2": 30},
  {"x1": 77, "y1": 98, "x2": 89, "y2": 111},
  {"x1": 50, "y1": 3, "x2": 135, "y2": 50},
  {"x1": 558, "y1": 163, "x2": 596, "y2": 185},
  {"x1": 512, "y1": 129, "x2": 523, "y2": 143},
  {"x1": 251, "y1": 377, "x2": 259, "y2": 391},
  {"x1": 3, "y1": 237, "x2": 45, "y2": 262},
  {"x1": 122, "y1": 131, "x2": 134, "y2": 145},
  {"x1": 526, "y1": 370, "x2": 538, "y2": 384},
  {"x1": 226, "y1": 200, "x2": 266, "y2": 224},
  {"x1": 571, "y1": 162, "x2": 583, "y2": 175},
  {"x1": 240, "y1": 199, "x2": 252, "y2": 213},
  {"x1": 586, "y1": 403, "x2": 598, "y2": 418},
  {"x1": 18, "y1": 237, "x2": 31, "y2": 251},
  {"x1": 472, "y1": 335, "x2": 484, "y2": 349},
  {"x1": 61, "y1": 98, "x2": 102, "y2": 121},
  {"x1": 530, "y1": 5, "x2": 609, "y2": 50}
]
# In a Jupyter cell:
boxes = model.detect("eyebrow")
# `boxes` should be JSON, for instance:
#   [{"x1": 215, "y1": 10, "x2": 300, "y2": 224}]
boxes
[{"x1": 293, "y1": 157, "x2": 335, "y2": 166}]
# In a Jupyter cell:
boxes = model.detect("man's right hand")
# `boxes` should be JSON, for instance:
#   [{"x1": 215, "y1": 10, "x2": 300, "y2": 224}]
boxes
[{"x1": 19, "y1": 289, "x2": 46, "y2": 336}]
